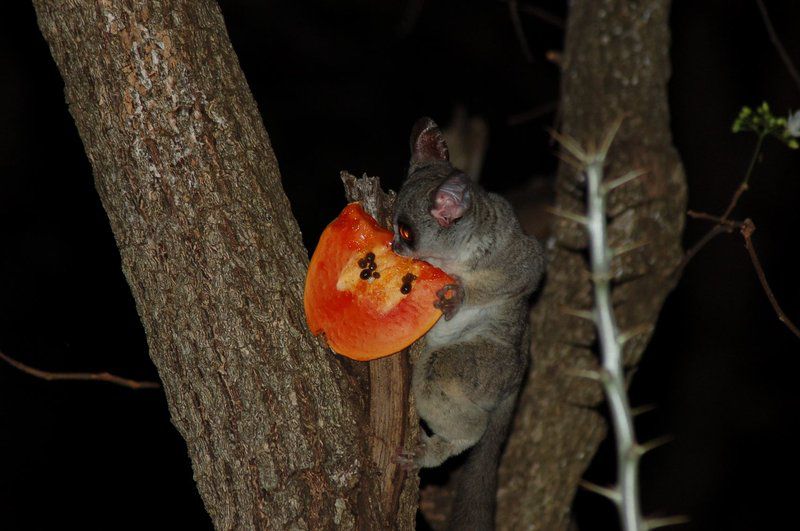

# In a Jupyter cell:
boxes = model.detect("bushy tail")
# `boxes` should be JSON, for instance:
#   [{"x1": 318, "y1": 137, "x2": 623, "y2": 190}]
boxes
[{"x1": 448, "y1": 395, "x2": 516, "y2": 531}]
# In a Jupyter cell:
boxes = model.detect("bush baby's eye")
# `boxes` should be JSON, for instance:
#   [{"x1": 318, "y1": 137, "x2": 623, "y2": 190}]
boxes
[{"x1": 398, "y1": 222, "x2": 414, "y2": 244}]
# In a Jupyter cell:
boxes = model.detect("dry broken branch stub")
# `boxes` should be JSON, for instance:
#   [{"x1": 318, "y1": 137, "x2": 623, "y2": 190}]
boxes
[{"x1": 340, "y1": 171, "x2": 421, "y2": 525}]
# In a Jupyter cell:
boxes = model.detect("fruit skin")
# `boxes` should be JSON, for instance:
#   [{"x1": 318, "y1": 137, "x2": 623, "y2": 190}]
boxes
[{"x1": 304, "y1": 203, "x2": 454, "y2": 361}]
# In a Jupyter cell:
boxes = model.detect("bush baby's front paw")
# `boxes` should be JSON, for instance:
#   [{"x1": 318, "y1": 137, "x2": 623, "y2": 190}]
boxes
[{"x1": 434, "y1": 283, "x2": 464, "y2": 321}]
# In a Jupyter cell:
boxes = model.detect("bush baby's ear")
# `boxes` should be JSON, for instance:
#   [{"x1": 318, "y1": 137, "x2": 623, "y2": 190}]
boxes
[
  {"x1": 410, "y1": 117, "x2": 449, "y2": 165},
  {"x1": 430, "y1": 173, "x2": 470, "y2": 227}
]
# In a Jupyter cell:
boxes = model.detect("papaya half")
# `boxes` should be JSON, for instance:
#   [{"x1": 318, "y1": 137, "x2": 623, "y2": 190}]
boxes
[{"x1": 303, "y1": 202, "x2": 453, "y2": 361}]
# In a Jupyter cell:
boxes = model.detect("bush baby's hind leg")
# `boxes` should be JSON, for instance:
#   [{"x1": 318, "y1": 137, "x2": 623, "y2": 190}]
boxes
[{"x1": 412, "y1": 345, "x2": 498, "y2": 468}]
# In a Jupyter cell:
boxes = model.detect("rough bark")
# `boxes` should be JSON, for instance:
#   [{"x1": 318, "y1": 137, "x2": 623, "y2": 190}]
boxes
[
  {"x1": 497, "y1": 1, "x2": 687, "y2": 529},
  {"x1": 32, "y1": 1, "x2": 416, "y2": 529}
]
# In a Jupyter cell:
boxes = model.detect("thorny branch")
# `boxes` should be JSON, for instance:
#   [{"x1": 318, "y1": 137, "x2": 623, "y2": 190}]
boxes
[
  {"x1": 555, "y1": 122, "x2": 646, "y2": 531},
  {"x1": 553, "y1": 121, "x2": 690, "y2": 531},
  {"x1": 0, "y1": 349, "x2": 160, "y2": 390}
]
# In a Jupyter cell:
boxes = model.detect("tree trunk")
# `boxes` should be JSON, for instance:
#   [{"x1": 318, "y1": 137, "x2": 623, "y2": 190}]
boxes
[
  {"x1": 32, "y1": 1, "x2": 416, "y2": 529},
  {"x1": 497, "y1": 1, "x2": 687, "y2": 529}
]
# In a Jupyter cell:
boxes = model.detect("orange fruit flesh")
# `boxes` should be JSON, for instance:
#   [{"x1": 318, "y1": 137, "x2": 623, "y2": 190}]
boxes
[{"x1": 304, "y1": 203, "x2": 453, "y2": 360}]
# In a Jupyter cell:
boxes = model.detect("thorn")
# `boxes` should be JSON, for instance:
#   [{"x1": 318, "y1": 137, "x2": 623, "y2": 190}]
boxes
[
  {"x1": 554, "y1": 150, "x2": 586, "y2": 172},
  {"x1": 565, "y1": 369, "x2": 606, "y2": 383},
  {"x1": 591, "y1": 271, "x2": 614, "y2": 284},
  {"x1": 560, "y1": 306, "x2": 596, "y2": 321},
  {"x1": 602, "y1": 168, "x2": 649, "y2": 194},
  {"x1": 546, "y1": 206, "x2": 589, "y2": 225},
  {"x1": 645, "y1": 515, "x2": 691, "y2": 530},
  {"x1": 636, "y1": 434, "x2": 675, "y2": 456},
  {"x1": 611, "y1": 239, "x2": 651, "y2": 258},
  {"x1": 617, "y1": 323, "x2": 653, "y2": 345},
  {"x1": 586, "y1": 137, "x2": 598, "y2": 157},
  {"x1": 625, "y1": 365, "x2": 639, "y2": 387},
  {"x1": 550, "y1": 129, "x2": 589, "y2": 161},
  {"x1": 578, "y1": 479, "x2": 621, "y2": 503},
  {"x1": 598, "y1": 115, "x2": 626, "y2": 158},
  {"x1": 631, "y1": 403, "x2": 658, "y2": 417}
]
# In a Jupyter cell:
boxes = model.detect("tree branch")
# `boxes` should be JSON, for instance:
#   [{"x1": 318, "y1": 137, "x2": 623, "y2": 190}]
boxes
[
  {"x1": 0, "y1": 349, "x2": 159, "y2": 390},
  {"x1": 741, "y1": 218, "x2": 800, "y2": 337},
  {"x1": 740, "y1": 220, "x2": 800, "y2": 339},
  {"x1": 683, "y1": 212, "x2": 800, "y2": 341},
  {"x1": 755, "y1": 0, "x2": 800, "y2": 94}
]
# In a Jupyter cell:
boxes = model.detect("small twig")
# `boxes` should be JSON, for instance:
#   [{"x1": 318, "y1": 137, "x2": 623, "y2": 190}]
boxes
[
  {"x1": 507, "y1": 101, "x2": 558, "y2": 126},
  {"x1": 497, "y1": 0, "x2": 566, "y2": 29},
  {"x1": 519, "y1": 3, "x2": 565, "y2": 29},
  {"x1": 677, "y1": 224, "x2": 728, "y2": 274},
  {"x1": 686, "y1": 210, "x2": 743, "y2": 229},
  {"x1": 680, "y1": 134, "x2": 765, "y2": 272},
  {"x1": 508, "y1": 0, "x2": 534, "y2": 62},
  {"x1": 740, "y1": 220, "x2": 800, "y2": 339},
  {"x1": 678, "y1": 210, "x2": 743, "y2": 273},
  {"x1": 720, "y1": 134, "x2": 764, "y2": 221},
  {"x1": 755, "y1": 0, "x2": 800, "y2": 94},
  {"x1": 0, "y1": 349, "x2": 160, "y2": 390}
]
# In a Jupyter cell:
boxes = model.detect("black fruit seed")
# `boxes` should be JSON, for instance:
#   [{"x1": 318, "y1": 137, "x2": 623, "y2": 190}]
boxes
[{"x1": 402, "y1": 273, "x2": 417, "y2": 283}]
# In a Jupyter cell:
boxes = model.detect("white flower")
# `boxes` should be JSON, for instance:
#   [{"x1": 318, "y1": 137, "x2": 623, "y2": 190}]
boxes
[{"x1": 787, "y1": 110, "x2": 800, "y2": 138}]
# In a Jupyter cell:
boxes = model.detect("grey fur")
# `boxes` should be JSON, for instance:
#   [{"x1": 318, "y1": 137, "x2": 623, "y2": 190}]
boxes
[{"x1": 393, "y1": 118, "x2": 545, "y2": 530}]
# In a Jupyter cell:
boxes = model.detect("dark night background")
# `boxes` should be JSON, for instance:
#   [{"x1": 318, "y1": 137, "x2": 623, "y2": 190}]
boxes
[{"x1": 2, "y1": 1, "x2": 800, "y2": 529}]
